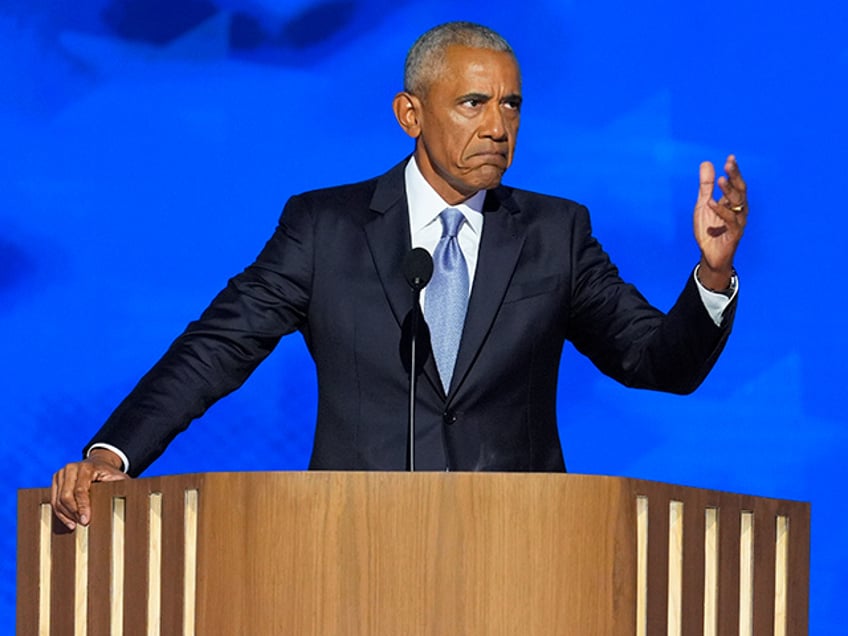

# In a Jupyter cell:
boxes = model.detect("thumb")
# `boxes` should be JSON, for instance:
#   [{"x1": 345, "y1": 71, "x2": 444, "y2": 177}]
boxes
[
  {"x1": 698, "y1": 161, "x2": 716, "y2": 206},
  {"x1": 78, "y1": 466, "x2": 129, "y2": 526},
  {"x1": 97, "y1": 470, "x2": 130, "y2": 483}
]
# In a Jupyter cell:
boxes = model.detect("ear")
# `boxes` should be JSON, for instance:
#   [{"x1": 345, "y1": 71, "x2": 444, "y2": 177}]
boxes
[{"x1": 392, "y1": 91, "x2": 422, "y2": 139}]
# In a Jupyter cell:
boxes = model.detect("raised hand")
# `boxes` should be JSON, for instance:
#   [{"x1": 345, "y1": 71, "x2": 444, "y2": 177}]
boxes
[{"x1": 694, "y1": 155, "x2": 748, "y2": 290}]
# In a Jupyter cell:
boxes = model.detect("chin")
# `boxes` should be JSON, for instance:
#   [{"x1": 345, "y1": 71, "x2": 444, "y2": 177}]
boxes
[{"x1": 473, "y1": 166, "x2": 507, "y2": 191}]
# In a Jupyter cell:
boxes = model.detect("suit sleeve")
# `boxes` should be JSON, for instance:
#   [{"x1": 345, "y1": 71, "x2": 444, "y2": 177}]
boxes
[
  {"x1": 565, "y1": 205, "x2": 735, "y2": 395},
  {"x1": 84, "y1": 194, "x2": 316, "y2": 476}
]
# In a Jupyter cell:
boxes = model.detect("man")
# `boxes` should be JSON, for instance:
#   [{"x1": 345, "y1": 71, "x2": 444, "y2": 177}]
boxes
[{"x1": 52, "y1": 22, "x2": 746, "y2": 529}]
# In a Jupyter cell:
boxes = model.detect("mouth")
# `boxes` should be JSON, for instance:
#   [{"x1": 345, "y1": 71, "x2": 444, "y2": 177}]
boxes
[
  {"x1": 468, "y1": 150, "x2": 508, "y2": 164},
  {"x1": 471, "y1": 147, "x2": 507, "y2": 157}
]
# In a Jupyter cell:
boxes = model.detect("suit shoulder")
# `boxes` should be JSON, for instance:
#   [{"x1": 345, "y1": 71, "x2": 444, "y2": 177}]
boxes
[
  {"x1": 273, "y1": 174, "x2": 384, "y2": 230},
  {"x1": 499, "y1": 184, "x2": 586, "y2": 211},
  {"x1": 290, "y1": 174, "x2": 381, "y2": 208},
  {"x1": 495, "y1": 184, "x2": 592, "y2": 229},
  {"x1": 280, "y1": 159, "x2": 407, "y2": 225}
]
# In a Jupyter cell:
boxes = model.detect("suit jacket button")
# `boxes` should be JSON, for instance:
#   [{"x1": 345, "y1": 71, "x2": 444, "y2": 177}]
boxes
[{"x1": 443, "y1": 410, "x2": 457, "y2": 425}]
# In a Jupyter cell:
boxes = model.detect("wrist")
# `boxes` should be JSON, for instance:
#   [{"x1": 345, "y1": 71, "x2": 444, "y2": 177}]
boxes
[
  {"x1": 697, "y1": 260, "x2": 734, "y2": 292},
  {"x1": 88, "y1": 448, "x2": 123, "y2": 471}
]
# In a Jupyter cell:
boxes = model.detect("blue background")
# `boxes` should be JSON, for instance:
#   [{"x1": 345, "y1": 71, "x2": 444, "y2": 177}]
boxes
[{"x1": 2, "y1": 0, "x2": 846, "y2": 631}]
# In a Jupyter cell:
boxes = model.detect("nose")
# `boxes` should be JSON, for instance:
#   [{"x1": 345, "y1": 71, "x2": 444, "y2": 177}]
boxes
[{"x1": 479, "y1": 103, "x2": 508, "y2": 141}]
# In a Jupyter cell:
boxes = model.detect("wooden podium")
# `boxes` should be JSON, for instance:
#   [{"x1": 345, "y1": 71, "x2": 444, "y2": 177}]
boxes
[{"x1": 17, "y1": 472, "x2": 809, "y2": 635}]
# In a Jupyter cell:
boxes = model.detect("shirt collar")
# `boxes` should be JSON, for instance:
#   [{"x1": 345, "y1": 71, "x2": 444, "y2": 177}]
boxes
[{"x1": 405, "y1": 156, "x2": 485, "y2": 236}]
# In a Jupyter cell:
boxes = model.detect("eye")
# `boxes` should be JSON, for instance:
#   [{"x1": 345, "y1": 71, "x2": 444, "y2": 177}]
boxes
[
  {"x1": 458, "y1": 94, "x2": 489, "y2": 110},
  {"x1": 503, "y1": 98, "x2": 522, "y2": 112}
]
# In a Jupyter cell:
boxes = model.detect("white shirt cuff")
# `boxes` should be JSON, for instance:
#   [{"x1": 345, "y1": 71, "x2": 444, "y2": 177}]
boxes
[
  {"x1": 693, "y1": 265, "x2": 738, "y2": 327},
  {"x1": 87, "y1": 443, "x2": 130, "y2": 474}
]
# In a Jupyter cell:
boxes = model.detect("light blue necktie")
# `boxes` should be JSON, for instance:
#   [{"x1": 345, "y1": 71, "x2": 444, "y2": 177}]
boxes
[{"x1": 425, "y1": 208, "x2": 469, "y2": 391}]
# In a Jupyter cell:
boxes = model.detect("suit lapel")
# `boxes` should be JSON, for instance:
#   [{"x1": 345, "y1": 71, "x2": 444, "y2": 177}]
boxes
[
  {"x1": 363, "y1": 162, "x2": 412, "y2": 329},
  {"x1": 448, "y1": 187, "x2": 525, "y2": 400},
  {"x1": 363, "y1": 160, "x2": 445, "y2": 399}
]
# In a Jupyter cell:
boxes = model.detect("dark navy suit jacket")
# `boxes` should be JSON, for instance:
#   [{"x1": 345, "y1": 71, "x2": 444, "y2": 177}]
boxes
[{"x1": 87, "y1": 159, "x2": 735, "y2": 476}]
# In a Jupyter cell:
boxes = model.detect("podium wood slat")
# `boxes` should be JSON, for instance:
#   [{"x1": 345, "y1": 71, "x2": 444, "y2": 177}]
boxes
[
  {"x1": 16, "y1": 492, "x2": 40, "y2": 635},
  {"x1": 787, "y1": 504, "x2": 811, "y2": 635},
  {"x1": 680, "y1": 490, "x2": 706, "y2": 636},
  {"x1": 158, "y1": 483, "x2": 185, "y2": 636},
  {"x1": 717, "y1": 495, "x2": 741, "y2": 635},
  {"x1": 86, "y1": 486, "x2": 113, "y2": 636},
  {"x1": 752, "y1": 500, "x2": 778, "y2": 636},
  {"x1": 644, "y1": 485, "x2": 670, "y2": 635},
  {"x1": 49, "y1": 516, "x2": 76, "y2": 636},
  {"x1": 122, "y1": 488, "x2": 148, "y2": 636}
]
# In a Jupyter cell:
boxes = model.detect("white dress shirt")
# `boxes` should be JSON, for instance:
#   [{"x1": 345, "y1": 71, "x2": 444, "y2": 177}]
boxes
[{"x1": 405, "y1": 157, "x2": 484, "y2": 305}]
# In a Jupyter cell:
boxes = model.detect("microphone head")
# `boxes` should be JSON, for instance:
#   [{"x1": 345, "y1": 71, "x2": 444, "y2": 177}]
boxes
[{"x1": 403, "y1": 248, "x2": 433, "y2": 291}]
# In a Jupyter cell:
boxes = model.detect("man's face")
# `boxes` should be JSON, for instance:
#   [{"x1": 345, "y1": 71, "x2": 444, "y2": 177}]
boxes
[{"x1": 400, "y1": 46, "x2": 522, "y2": 204}]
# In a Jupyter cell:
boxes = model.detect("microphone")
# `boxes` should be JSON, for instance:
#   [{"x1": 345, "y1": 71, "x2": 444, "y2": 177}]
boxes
[
  {"x1": 402, "y1": 248, "x2": 433, "y2": 471},
  {"x1": 403, "y1": 247, "x2": 433, "y2": 291}
]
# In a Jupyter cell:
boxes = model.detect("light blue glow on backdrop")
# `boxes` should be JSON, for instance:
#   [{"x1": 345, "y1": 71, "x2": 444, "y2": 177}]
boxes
[{"x1": 2, "y1": 0, "x2": 846, "y2": 631}]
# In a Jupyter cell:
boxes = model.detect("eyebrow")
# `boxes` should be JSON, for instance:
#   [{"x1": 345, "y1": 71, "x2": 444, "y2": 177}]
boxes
[
  {"x1": 503, "y1": 93, "x2": 523, "y2": 106},
  {"x1": 458, "y1": 92, "x2": 492, "y2": 103},
  {"x1": 457, "y1": 92, "x2": 523, "y2": 105}
]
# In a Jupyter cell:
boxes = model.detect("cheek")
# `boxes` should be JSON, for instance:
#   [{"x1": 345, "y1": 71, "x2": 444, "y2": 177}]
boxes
[{"x1": 433, "y1": 123, "x2": 464, "y2": 158}]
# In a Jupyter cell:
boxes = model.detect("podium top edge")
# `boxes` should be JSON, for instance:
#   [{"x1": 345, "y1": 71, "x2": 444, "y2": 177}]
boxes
[{"x1": 18, "y1": 470, "x2": 811, "y2": 507}]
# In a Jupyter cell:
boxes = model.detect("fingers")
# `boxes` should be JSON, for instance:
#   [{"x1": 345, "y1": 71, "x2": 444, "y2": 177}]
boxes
[
  {"x1": 724, "y1": 154, "x2": 747, "y2": 195},
  {"x1": 52, "y1": 463, "x2": 86, "y2": 530},
  {"x1": 53, "y1": 462, "x2": 95, "y2": 529},
  {"x1": 697, "y1": 155, "x2": 748, "y2": 219},
  {"x1": 51, "y1": 459, "x2": 129, "y2": 530},
  {"x1": 706, "y1": 198, "x2": 745, "y2": 230},
  {"x1": 51, "y1": 469, "x2": 74, "y2": 529},
  {"x1": 718, "y1": 155, "x2": 748, "y2": 209}
]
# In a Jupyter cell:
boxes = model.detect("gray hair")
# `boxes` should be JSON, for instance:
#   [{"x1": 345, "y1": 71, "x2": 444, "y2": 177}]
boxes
[{"x1": 404, "y1": 22, "x2": 517, "y2": 96}]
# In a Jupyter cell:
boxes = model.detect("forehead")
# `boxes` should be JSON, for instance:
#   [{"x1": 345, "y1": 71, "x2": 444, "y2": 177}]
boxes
[{"x1": 432, "y1": 45, "x2": 521, "y2": 94}]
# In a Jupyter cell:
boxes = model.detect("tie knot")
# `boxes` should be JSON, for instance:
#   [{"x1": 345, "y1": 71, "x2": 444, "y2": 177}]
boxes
[{"x1": 440, "y1": 208, "x2": 465, "y2": 238}]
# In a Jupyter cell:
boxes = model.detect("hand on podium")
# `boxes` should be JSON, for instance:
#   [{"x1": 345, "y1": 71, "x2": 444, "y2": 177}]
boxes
[{"x1": 51, "y1": 448, "x2": 129, "y2": 530}]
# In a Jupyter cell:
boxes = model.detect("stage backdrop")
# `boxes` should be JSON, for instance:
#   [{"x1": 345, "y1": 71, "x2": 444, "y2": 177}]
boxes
[{"x1": 2, "y1": 0, "x2": 845, "y2": 632}]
